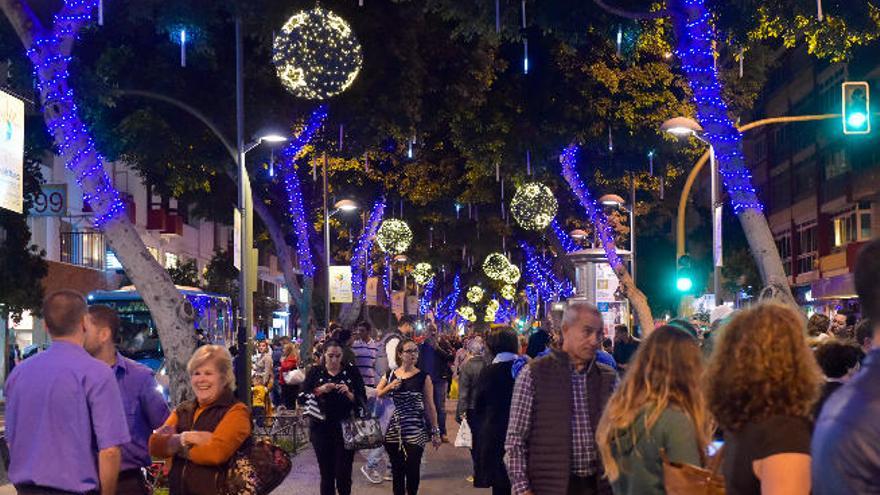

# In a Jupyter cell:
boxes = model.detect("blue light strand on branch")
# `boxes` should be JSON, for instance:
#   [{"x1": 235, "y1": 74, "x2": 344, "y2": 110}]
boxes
[
  {"x1": 520, "y1": 241, "x2": 574, "y2": 302},
  {"x1": 27, "y1": 0, "x2": 127, "y2": 228},
  {"x1": 383, "y1": 254, "x2": 392, "y2": 301},
  {"x1": 525, "y1": 285, "x2": 539, "y2": 319},
  {"x1": 419, "y1": 279, "x2": 435, "y2": 317},
  {"x1": 671, "y1": 0, "x2": 763, "y2": 214},
  {"x1": 559, "y1": 145, "x2": 623, "y2": 270},
  {"x1": 276, "y1": 105, "x2": 329, "y2": 278},
  {"x1": 495, "y1": 299, "x2": 516, "y2": 324},
  {"x1": 435, "y1": 273, "x2": 462, "y2": 322},
  {"x1": 549, "y1": 218, "x2": 579, "y2": 254},
  {"x1": 350, "y1": 197, "x2": 386, "y2": 301}
]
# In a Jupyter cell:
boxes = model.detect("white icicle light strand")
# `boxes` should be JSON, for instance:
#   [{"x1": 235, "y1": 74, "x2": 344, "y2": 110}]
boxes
[
  {"x1": 272, "y1": 7, "x2": 363, "y2": 100},
  {"x1": 510, "y1": 182, "x2": 558, "y2": 231},
  {"x1": 376, "y1": 219, "x2": 413, "y2": 255}
]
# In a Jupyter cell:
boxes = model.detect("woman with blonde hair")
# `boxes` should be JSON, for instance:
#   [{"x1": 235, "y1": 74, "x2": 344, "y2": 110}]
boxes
[
  {"x1": 705, "y1": 303, "x2": 821, "y2": 495},
  {"x1": 149, "y1": 345, "x2": 251, "y2": 495},
  {"x1": 597, "y1": 325, "x2": 711, "y2": 495}
]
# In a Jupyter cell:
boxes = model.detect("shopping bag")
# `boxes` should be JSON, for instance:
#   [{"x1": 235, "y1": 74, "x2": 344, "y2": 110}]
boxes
[
  {"x1": 454, "y1": 417, "x2": 472, "y2": 448},
  {"x1": 449, "y1": 378, "x2": 460, "y2": 400}
]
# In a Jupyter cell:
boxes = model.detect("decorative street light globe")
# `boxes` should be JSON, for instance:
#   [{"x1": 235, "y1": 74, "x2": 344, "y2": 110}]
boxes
[
  {"x1": 376, "y1": 219, "x2": 413, "y2": 255},
  {"x1": 273, "y1": 6, "x2": 363, "y2": 100},
  {"x1": 511, "y1": 182, "x2": 558, "y2": 231},
  {"x1": 501, "y1": 264, "x2": 521, "y2": 285},
  {"x1": 483, "y1": 252, "x2": 511, "y2": 280},
  {"x1": 412, "y1": 262, "x2": 435, "y2": 285},
  {"x1": 467, "y1": 286, "x2": 485, "y2": 304}
]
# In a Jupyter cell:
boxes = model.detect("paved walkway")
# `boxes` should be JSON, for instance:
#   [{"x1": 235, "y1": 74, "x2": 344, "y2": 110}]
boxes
[
  {"x1": 279, "y1": 400, "x2": 490, "y2": 494},
  {"x1": 0, "y1": 400, "x2": 492, "y2": 494}
]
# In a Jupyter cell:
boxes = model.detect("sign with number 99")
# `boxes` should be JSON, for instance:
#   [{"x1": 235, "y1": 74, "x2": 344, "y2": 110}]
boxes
[{"x1": 30, "y1": 184, "x2": 67, "y2": 216}]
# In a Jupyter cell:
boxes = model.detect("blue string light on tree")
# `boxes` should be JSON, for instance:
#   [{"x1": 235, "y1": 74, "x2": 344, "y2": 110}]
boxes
[
  {"x1": 435, "y1": 272, "x2": 462, "y2": 322},
  {"x1": 277, "y1": 106, "x2": 329, "y2": 278},
  {"x1": 670, "y1": 0, "x2": 763, "y2": 214},
  {"x1": 273, "y1": 6, "x2": 363, "y2": 100},
  {"x1": 350, "y1": 197, "x2": 386, "y2": 301},
  {"x1": 419, "y1": 278, "x2": 435, "y2": 316},
  {"x1": 26, "y1": 0, "x2": 126, "y2": 228},
  {"x1": 550, "y1": 218, "x2": 579, "y2": 253},
  {"x1": 511, "y1": 182, "x2": 558, "y2": 231}
]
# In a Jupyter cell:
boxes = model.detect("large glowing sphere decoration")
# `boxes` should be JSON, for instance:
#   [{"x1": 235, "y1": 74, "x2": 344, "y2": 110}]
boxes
[
  {"x1": 467, "y1": 286, "x2": 485, "y2": 304},
  {"x1": 376, "y1": 219, "x2": 413, "y2": 255},
  {"x1": 412, "y1": 263, "x2": 435, "y2": 286},
  {"x1": 510, "y1": 182, "x2": 558, "y2": 231},
  {"x1": 457, "y1": 305, "x2": 477, "y2": 322},
  {"x1": 483, "y1": 252, "x2": 511, "y2": 280},
  {"x1": 501, "y1": 284, "x2": 516, "y2": 300},
  {"x1": 273, "y1": 7, "x2": 363, "y2": 100},
  {"x1": 502, "y1": 264, "x2": 521, "y2": 285}
]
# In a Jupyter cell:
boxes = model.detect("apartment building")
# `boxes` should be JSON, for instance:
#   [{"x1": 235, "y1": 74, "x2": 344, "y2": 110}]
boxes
[{"x1": 743, "y1": 47, "x2": 880, "y2": 315}]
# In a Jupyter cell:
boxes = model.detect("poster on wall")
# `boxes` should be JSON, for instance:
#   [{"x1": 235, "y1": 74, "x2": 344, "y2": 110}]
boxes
[
  {"x1": 0, "y1": 90, "x2": 24, "y2": 214},
  {"x1": 365, "y1": 277, "x2": 379, "y2": 306},
  {"x1": 329, "y1": 265, "x2": 353, "y2": 303},
  {"x1": 597, "y1": 301, "x2": 627, "y2": 340},
  {"x1": 392, "y1": 291, "x2": 405, "y2": 319},
  {"x1": 595, "y1": 262, "x2": 619, "y2": 303}
]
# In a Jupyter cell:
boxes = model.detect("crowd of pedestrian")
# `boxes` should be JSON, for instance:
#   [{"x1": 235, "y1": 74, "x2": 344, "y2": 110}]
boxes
[{"x1": 9, "y1": 238, "x2": 880, "y2": 495}]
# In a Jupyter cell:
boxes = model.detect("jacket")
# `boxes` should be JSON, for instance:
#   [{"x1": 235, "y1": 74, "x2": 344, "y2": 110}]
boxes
[
  {"x1": 472, "y1": 360, "x2": 516, "y2": 488},
  {"x1": 527, "y1": 350, "x2": 616, "y2": 495},
  {"x1": 456, "y1": 355, "x2": 487, "y2": 421},
  {"x1": 812, "y1": 349, "x2": 880, "y2": 494}
]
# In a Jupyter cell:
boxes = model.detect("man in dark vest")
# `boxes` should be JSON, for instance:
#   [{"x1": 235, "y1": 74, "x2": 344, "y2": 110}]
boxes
[{"x1": 505, "y1": 299, "x2": 617, "y2": 495}]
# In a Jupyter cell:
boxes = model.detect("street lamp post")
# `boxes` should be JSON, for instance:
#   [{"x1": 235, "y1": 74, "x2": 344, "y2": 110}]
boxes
[
  {"x1": 323, "y1": 187, "x2": 359, "y2": 328},
  {"x1": 661, "y1": 116, "x2": 722, "y2": 301}
]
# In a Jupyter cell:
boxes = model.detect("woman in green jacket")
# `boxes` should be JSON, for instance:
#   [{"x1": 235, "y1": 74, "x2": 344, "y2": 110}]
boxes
[{"x1": 597, "y1": 325, "x2": 712, "y2": 495}]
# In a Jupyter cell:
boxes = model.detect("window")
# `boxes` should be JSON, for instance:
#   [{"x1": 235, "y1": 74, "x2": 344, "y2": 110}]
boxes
[
  {"x1": 833, "y1": 204, "x2": 873, "y2": 247},
  {"x1": 776, "y1": 233, "x2": 792, "y2": 276},
  {"x1": 861, "y1": 213, "x2": 872, "y2": 240},
  {"x1": 797, "y1": 223, "x2": 818, "y2": 275},
  {"x1": 165, "y1": 252, "x2": 179, "y2": 269},
  {"x1": 825, "y1": 150, "x2": 849, "y2": 180}
]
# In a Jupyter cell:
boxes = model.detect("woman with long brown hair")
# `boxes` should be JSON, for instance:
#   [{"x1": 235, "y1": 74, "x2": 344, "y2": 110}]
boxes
[
  {"x1": 705, "y1": 303, "x2": 821, "y2": 495},
  {"x1": 597, "y1": 325, "x2": 711, "y2": 495}
]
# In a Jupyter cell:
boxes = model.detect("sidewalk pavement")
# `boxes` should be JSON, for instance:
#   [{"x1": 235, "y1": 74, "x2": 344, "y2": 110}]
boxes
[{"x1": 0, "y1": 401, "x2": 491, "y2": 494}]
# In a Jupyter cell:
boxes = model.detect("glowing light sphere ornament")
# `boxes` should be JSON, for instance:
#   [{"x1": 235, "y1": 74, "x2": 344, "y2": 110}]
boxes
[
  {"x1": 501, "y1": 285, "x2": 516, "y2": 301},
  {"x1": 412, "y1": 263, "x2": 435, "y2": 285},
  {"x1": 483, "y1": 253, "x2": 511, "y2": 280},
  {"x1": 376, "y1": 219, "x2": 413, "y2": 255},
  {"x1": 273, "y1": 7, "x2": 363, "y2": 100},
  {"x1": 457, "y1": 306, "x2": 477, "y2": 322},
  {"x1": 467, "y1": 286, "x2": 485, "y2": 304},
  {"x1": 502, "y1": 264, "x2": 521, "y2": 285},
  {"x1": 511, "y1": 182, "x2": 558, "y2": 231}
]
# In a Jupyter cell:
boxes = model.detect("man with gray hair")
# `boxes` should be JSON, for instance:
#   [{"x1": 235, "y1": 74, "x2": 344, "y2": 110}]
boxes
[
  {"x1": 6, "y1": 290, "x2": 130, "y2": 495},
  {"x1": 505, "y1": 299, "x2": 617, "y2": 495}
]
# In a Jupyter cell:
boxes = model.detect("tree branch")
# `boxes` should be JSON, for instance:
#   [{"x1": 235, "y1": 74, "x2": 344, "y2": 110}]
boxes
[
  {"x1": 592, "y1": 0, "x2": 668, "y2": 20},
  {"x1": 0, "y1": 0, "x2": 44, "y2": 48}
]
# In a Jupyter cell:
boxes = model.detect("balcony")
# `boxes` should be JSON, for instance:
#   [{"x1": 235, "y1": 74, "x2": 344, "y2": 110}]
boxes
[
  {"x1": 146, "y1": 208, "x2": 183, "y2": 236},
  {"x1": 819, "y1": 241, "x2": 867, "y2": 277},
  {"x1": 60, "y1": 231, "x2": 105, "y2": 270}
]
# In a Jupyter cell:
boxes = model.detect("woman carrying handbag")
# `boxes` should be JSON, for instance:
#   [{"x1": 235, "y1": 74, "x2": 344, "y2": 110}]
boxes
[{"x1": 299, "y1": 340, "x2": 367, "y2": 495}]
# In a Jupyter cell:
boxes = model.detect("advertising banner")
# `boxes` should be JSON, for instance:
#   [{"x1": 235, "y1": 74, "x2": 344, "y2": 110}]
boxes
[
  {"x1": 329, "y1": 265, "x2": 353, "y2": 303},
  {"x1": 0, "y1": 90, "x2": 24, "y2": 214}
]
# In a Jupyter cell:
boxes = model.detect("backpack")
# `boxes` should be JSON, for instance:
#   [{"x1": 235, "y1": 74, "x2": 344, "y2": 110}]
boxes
[{"x1": 374, "y1": 332, "x2": 401, "y2": 378}]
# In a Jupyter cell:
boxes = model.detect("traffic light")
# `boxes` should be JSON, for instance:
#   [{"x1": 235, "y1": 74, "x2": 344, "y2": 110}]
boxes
[
  {"x1": 842, "y1": 81, "x2": 870, "y2": 135},
  {"x1": 676, "y1": 255, "x2": 694, "y2": 293}
]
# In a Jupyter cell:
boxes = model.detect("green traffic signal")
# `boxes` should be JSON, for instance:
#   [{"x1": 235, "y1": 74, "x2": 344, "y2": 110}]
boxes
[
  {"x1": 842, "y1": 82, "x2": 871, "y2": 135},
  {"x1": 676, "y1": 254, "x2": 694, "y2": 293},
  {"x1": 676, "y1": 276, "x2": 693, "y2": 292}
]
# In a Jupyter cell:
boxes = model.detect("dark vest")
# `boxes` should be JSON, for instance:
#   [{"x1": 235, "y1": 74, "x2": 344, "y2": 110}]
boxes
[
  {"x1": 168, "y1": 391, "x2": 241, "y2": 495},
  {"x1": 527, "y1": 350, "x2": 617, "y2": 495}
]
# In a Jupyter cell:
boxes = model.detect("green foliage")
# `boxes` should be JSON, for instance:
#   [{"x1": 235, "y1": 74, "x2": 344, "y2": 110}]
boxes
[
  {"x1": 166, "y1": 258, "x2": 200, "y2": 287},
  {"x1": 204, "y1": 249, "x2": 238, "y2": 301}
]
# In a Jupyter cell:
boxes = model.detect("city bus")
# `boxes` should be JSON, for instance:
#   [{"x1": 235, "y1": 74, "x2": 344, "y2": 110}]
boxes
[{"x1": 87, "y1": 286, "x2": 235, "y2": 376}]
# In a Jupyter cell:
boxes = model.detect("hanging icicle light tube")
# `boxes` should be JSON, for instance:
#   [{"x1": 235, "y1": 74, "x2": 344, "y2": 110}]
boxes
[
  {"x1": 376, "y1": 219, "x2": 413, "y2": 255},
  {"x1": 467, "y1": 286, "x2": 485, "y2": 304},
  {"x1": 511, "y1": 182, "x2": 558, "y2": 231},
  {"x1": 273, "y1": 6, "x2": 363, "y2": 100},
  {"x1": 412, "y1": 262, "x2": 435, "y2": 286}
]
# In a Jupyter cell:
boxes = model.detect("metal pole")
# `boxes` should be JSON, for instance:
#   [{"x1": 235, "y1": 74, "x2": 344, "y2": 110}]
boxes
[
  {"x1": 629, "y1": 172, "x2": 636, "y2": 286},
  {"x1": 710, "y1": 145, "x2": 720, "y2": 301},
  {"x1": 235, "y1": 15, "x2": 252, "y2": 405},
  {"x1": 323, "y1": 152, "x2": 331, "y2": 328}
]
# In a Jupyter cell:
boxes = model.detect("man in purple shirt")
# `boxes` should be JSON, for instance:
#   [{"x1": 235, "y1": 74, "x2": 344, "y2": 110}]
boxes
[
  {"x1": 6, "y1": 290, "x2": 131, "y2": 495},
  {"x1": 84, "y1": 305, "x2": 170, "y2": 495}
]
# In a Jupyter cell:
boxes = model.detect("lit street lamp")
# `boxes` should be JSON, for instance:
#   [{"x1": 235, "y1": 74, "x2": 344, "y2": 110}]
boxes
[
  {"x1": 324, "y1": 197, "x2": 359, "y2": 327},
  {"x1": 598, "y1": 193, "x2": 636, "y2": 285},
  {"x1": 661, "y1": 116, "x2": 722, "y2": 301}
]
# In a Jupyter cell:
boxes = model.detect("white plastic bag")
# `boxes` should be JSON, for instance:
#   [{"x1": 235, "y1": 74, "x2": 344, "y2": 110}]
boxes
[
  {"x1": 283, "y1": 368, "x2": 305, "y2": 385},
  {"x1": 454, "y1": 417, "x2": 472, "y2": 448}
]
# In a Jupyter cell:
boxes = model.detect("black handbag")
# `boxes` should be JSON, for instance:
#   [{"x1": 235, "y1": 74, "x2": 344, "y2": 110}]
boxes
[
  {"x1": 220, "y1": 438, "x2": 292, "y2": 495},
  {"x1": 341, "y1": 398, "x2": 384, "y2": 450}
]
